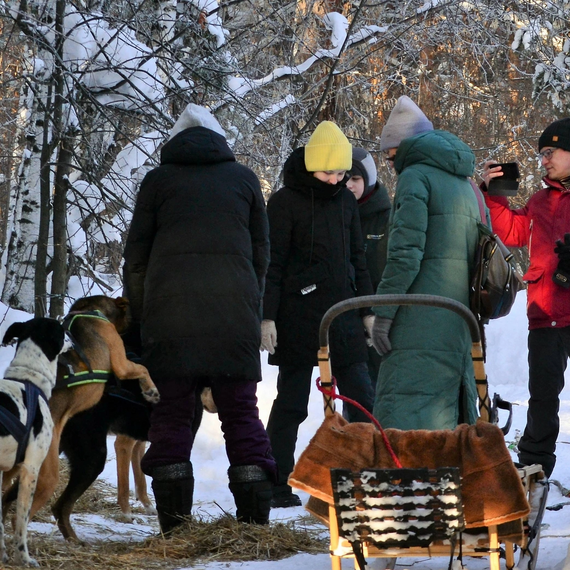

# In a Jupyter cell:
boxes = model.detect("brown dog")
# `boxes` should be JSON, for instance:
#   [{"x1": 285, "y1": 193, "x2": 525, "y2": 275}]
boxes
[
  {"x1": 115, "y1": 436, "x2": 154, "y2": 521},
  {"x1": 2, "y1": 295, "x2": 159, "y2": 540},
  {"x1": 114, "y1": 388, "x2": 217, "y2": 523}
]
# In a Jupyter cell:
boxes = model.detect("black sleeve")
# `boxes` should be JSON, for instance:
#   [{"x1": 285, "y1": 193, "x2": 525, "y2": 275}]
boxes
[
  {"x1": 246, "y1": 170, "x2": 270, "y2": 297},
  {"x1": 122, "y1": 171, "x2": 158, "y2": 322},
  {"x1": 349, "y1": 197, "x2": 374, "y2": 316},
  {"x1": 263, "y1": 190, "x2": 293, "y2": 321}
]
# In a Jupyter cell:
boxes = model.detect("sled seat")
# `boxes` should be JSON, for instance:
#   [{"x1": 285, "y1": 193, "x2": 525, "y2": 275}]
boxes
[{"x1": 326, "y1": 463, "x2": 543, "y2": 570}]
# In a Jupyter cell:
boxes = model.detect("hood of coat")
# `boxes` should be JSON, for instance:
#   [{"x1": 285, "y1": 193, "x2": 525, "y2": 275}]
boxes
[
  {"x1": 543, "y1": 177, "x2": 567, "y2": 191},
  {"x1": 394, "y1": 130, "x2": 475, "y2": 178},
  {"x1": 358, "y1": 182, "x2": 391, "y2": 215},
  {"x1": 160, "y1": 126, "x2": 236, "y2": 166},
  {"x1": 282, "y1": 147, "x2": 348, "y2": 199}
]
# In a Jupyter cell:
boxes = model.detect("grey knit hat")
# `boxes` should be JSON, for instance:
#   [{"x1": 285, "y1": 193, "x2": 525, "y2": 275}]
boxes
[
  {"x1": 380, "y1": 96, "x2": 433, "y2": 151},
  {"x1": 349, "y1": 148, "x2": 377, "y2": 194},
  {"x1": 169, "y1": 103, "x2": 226, "y2": 140}
]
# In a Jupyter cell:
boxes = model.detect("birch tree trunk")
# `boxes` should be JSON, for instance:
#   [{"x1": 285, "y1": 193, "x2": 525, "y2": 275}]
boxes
[
  {"x1": 2, "y1": 0, "x2": 58, "y2": 313},
  {"x1": 2, "y1": 75, "x2": 51, "y2": 312}
]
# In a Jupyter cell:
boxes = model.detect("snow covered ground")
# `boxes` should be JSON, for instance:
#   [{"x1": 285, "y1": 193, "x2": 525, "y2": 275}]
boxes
[{"x1": 1, "y1": 292, "x2": 569, "y2": 569}]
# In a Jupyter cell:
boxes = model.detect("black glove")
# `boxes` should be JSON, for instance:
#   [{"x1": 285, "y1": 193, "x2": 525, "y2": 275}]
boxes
[
  {"x1": 554, "y1": 233, "x2": 570, "y2": 262},
  {"x1": 553, "y1": 234, "x2": 570, "y2": 288}
]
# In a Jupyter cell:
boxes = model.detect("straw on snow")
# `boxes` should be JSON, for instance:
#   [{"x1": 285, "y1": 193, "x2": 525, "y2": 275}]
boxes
[
  {"x1": 23, "y1": 515, "x2": 327, "y2": 569},
  {"x1": 5, "y1": 462, "x2": 327, "y2": 569}
]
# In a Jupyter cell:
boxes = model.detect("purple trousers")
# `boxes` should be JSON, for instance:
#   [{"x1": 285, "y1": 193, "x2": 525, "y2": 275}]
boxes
[{"x1": 141, "y1": 377, "x2": 277, "y2": 480}]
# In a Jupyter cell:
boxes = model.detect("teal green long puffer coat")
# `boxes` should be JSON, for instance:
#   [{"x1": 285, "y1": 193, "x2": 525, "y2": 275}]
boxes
[{"x1": 373, "y1": 130, "x2": 481, "y2": 430}]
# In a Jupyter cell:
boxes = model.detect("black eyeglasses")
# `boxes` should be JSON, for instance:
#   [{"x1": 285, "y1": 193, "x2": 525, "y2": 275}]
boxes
[{"x1": 384, "y1": 154, "x2": 396, "y2": 163}]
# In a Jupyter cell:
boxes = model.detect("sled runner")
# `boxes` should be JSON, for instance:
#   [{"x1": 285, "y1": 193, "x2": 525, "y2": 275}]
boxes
[{"x1": 289, "y1": 294, "x2": 547, "y2": 570}]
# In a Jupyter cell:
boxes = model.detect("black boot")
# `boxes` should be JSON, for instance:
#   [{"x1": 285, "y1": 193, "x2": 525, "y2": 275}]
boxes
[
  {"x1": 228, "y1": 465, "x2": 272, "y2": 524},
  {"x1": 151, "y1": 462, "x2": 194, "y2": 535},
  {"x1": 270, "y1": 483, "x2": 302, "y2": 508}
]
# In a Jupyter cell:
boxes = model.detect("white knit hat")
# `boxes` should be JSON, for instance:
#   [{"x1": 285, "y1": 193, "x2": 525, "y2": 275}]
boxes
[
  {"x1": 169, "y1": 103, "x2": 226, "y2": 140},
  {"x1": 380, "y1": 96, "x2": 433, "y2": 151}
]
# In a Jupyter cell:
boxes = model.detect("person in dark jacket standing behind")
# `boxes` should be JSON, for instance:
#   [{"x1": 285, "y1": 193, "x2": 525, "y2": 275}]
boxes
[
  {"x1": 123, "y1": 104, "x2": 277, "y2": 533},
  {"x1": 347, "y1": 148, "x2": 392, "y2": 385},
  {"x1": 482, "y1": 117, "x2": 570, "y2": 478},
  {"x1": 261, "y1": 121, "x2": 375, "y2": 508}
]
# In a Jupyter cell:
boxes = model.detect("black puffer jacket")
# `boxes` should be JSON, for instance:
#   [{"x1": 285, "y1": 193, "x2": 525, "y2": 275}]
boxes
[
  {"x1": 263, "y1": 147, "x2": 373, "y2": 367},
  {"x1": 123, "y1": 126, "x2": 269, "y2": 381},
  {"x1": 358, "y1": 183, "x2": 392, "y2": 290}
]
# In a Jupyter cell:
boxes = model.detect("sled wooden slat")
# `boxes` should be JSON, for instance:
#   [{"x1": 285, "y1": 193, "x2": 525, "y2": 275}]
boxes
[
  {"x1": 328, "y1": 511, "x2": 503, "y2": 570},
  {"x1": 331, "y1": 467, "x2": 464, "y2": 549}
]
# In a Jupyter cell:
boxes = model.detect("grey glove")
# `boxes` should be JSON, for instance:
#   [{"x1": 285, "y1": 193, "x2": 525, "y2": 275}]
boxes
[
  {"x1": 372, "y1": 317, "x2": 393, "y2": 356},
  {"x1": 260, "y1": 320, "x2": 277, "y2": 354}
]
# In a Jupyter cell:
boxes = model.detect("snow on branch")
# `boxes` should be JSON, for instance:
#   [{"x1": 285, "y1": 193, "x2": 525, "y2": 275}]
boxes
[
  {"x1": 63, "y1": 7, "x2": 164, "y2": 110},
  {"x1": 226, "y1": 12, "x2": 387, "y2": 101},
  {"x1": 254, "y1": 95, "x2": 296, "y2": 126},
  {"x1": 510, "y1": 8, "x2": 570, "y2": 111},
  {"x1": 191, "y1": 0, "x2": 228, "y2": 48}
]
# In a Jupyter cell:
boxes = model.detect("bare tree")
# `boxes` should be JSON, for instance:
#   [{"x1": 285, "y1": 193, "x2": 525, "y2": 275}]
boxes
[{"x1": 0, "y1": 0, "x2": 569, "y2": 313}]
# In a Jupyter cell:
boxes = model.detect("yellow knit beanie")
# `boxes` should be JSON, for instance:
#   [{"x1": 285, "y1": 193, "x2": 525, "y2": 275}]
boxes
[{"x1": 304, "y1": 121, "x2": 352, "y2": 172}]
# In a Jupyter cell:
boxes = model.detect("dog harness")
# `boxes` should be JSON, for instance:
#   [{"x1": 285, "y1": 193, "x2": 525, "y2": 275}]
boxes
[
  {"x1": 56, "y1": 310, "x2": 148, "y2": 407},
  {"x1": 57, "y1": 310, "x2": 114, "y2": 387},
  {"x1": 0, "y1": 380, "x2": 48, "y2": 464}
]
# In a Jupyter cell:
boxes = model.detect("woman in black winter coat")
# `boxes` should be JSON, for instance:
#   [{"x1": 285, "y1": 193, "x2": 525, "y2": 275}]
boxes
[
  {"x1": 260, "y1": 121, "x2": 375, "y2": 508},
  {"x1": 347, "y1": 147, "x2": 392, "y2": 386},
  {"x1": 123, "y1": 104, "x2": 276, "y2": 532}
]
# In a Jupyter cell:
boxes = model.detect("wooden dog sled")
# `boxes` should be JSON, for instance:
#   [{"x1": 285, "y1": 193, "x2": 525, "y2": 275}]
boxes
[{"x1": 289, "y1": 294, "x2": 547, "y2": 570}]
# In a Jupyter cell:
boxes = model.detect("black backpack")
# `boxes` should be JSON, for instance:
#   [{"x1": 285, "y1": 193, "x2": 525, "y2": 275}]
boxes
[{"x1": 469, "y1": 181, "x2": 524, "y2": 321}]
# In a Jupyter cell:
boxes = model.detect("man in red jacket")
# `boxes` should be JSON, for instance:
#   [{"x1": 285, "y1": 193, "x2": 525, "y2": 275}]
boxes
[{"x1": 482, "y1": 118, "x2": 570, "y2": 478}]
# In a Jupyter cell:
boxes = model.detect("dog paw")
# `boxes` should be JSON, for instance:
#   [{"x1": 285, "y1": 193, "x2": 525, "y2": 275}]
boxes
[
  {"x1": 143, "y1": 504, "x2": 157, "y2": 515},
  {"x1": 116, "y1": 512, "x2": 134, "y2": 524},
  {"x1": 143, "y1": 387, "x2": 160, "y2": 403},
  {"x1": 15, "y1": 553, "x2": 39, "y2": 567}
]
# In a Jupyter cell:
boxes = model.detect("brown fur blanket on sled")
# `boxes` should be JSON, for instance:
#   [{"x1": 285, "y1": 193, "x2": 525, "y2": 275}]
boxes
[{"x1": 289, "y1": 413, "x2": 529, "y2": 529}]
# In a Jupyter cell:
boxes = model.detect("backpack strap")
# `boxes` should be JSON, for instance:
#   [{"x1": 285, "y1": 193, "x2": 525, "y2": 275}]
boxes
[
  {"x1": 468, "y1": 179, "x2": 490, "y2": 357},
  {"x1": 469, "y1": 179, "x2": 487, "y2": 224}
]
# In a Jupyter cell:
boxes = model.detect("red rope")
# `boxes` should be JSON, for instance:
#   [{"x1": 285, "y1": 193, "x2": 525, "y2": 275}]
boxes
[{"x1": 316, "y1": 376, "x2": 403, "y2": 469}]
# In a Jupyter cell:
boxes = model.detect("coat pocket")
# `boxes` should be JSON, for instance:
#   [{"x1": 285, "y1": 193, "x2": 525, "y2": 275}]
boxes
[
  {"x1": 284, "y1": 261, "x2": 330, "y2": 295},
  {"x1": 522, "y1": 266, "x2": 543, "y2": 284}
]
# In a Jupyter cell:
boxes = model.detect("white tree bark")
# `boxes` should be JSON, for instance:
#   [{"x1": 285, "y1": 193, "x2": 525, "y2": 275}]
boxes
[{"x1": 2, "y1": 53, "x2": 53, "y2": 312}]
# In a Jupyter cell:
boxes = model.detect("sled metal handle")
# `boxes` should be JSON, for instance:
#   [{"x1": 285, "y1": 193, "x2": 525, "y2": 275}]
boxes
[
  {"x1": 319, "y1": 294, "x2": 480, "y2": 346},
  {"x1": 317, "y1": 294, "x2": 490, "y2": 423}
]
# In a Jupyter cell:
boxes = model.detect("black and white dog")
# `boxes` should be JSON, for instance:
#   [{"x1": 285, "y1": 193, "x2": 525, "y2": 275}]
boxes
[{"x1": 0, "y1": 318, "x2": 70, "y2": 567}]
